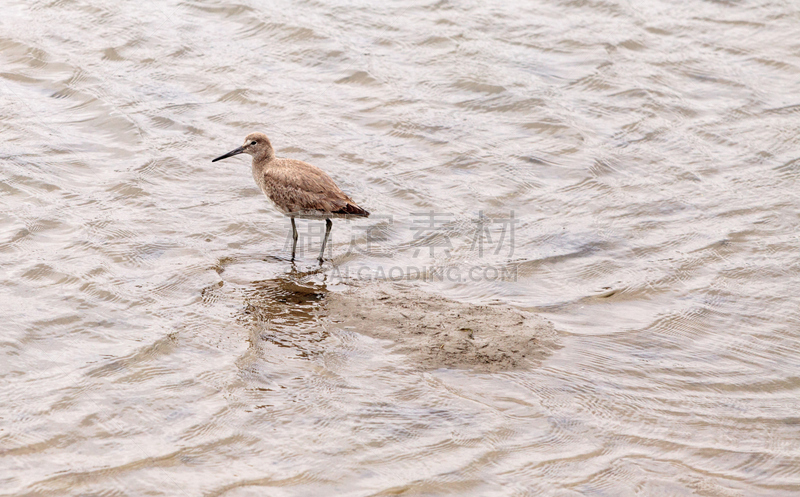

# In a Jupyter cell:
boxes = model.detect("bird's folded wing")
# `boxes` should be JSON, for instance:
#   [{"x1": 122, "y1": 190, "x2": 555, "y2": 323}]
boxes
[{"x1": 262, "y1": 165, "x2": 356, "y2": 214}]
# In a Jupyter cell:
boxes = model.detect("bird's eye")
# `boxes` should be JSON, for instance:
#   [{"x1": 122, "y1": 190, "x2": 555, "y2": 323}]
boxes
[{"x1": 250, "y1": 141, "x2": 257, "y2": 145}]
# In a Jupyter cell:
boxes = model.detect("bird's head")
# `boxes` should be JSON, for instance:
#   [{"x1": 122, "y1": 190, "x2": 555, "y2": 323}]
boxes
[{"x1": 212, "y1": 132, "x2": 274, "y2": 162}]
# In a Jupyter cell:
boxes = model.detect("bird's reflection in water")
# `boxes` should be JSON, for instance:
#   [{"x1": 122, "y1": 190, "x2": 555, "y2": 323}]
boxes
[{"x1": 240, "y1": 265, "x2": 330, "y2": 360}]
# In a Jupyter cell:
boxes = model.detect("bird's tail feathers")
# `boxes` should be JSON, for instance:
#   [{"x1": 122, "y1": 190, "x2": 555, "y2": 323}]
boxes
[{"x1": 337, "y1": 203, "x2": 370, "y2": 217}]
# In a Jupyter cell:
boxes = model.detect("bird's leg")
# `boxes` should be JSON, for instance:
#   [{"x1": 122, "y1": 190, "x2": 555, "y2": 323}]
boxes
[
  {"x1": 319, "y1": 218, "x2": 332, "y2": 264},
  {"x1": 291, "y1": 217, "x2": 298, "y2": 261}
]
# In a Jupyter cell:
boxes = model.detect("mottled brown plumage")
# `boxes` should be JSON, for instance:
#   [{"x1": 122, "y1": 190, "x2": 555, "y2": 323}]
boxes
[{"x1": 212, "y1": 132, "x2": 369, "y2": 263}]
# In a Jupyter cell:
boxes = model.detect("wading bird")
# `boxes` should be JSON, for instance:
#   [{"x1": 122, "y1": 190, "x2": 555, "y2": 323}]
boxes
[{"x1": 212, "y1": 132, "x2": 369, "y2": 263}]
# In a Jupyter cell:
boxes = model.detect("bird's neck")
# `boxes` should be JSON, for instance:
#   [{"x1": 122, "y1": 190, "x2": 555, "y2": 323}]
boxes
[{"x1": 251, "y1": 150, "x2": 276, "y2": 169}]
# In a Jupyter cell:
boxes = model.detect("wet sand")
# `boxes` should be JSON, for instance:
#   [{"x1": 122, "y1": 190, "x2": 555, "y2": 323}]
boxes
[{"x1": 326, "y1": 283, "x2": 559, "y2": 372}]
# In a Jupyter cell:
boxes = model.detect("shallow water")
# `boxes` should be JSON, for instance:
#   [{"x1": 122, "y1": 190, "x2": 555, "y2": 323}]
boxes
[{"x1": 2, "y1": 0, "x2": 800, "y2": 495}]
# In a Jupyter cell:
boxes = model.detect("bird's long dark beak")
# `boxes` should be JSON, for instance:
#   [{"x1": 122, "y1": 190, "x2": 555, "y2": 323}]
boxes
[{"x1": 212, "y1": 146, "x2": 245, "y2": 162}]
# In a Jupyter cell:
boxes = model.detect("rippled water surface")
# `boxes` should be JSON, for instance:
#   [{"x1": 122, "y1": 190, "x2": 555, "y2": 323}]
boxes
[{"x1": 2, "y1": 0, "x2": 800, "y2": 495}]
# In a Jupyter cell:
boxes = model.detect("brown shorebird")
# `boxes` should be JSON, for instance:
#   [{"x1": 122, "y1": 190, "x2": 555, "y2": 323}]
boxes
[{"x1": 212, "y1": 132, "x2": 369, "y2": 263}]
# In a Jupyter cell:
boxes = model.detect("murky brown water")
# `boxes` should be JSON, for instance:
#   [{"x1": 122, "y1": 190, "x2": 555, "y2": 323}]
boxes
[{"x1": 2, "y1": 0, "x2": 800, "y2": 495}]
